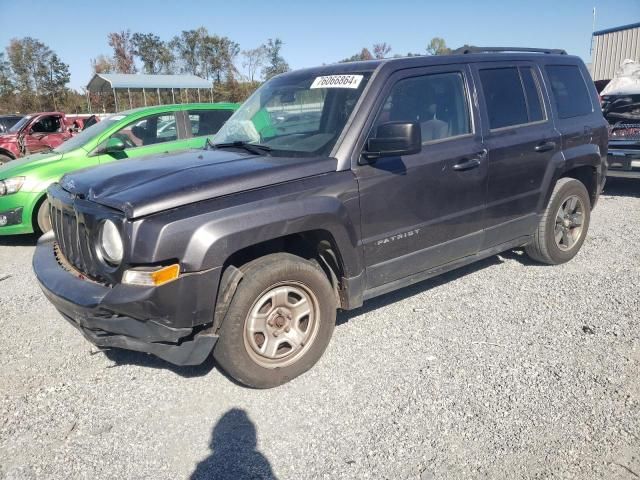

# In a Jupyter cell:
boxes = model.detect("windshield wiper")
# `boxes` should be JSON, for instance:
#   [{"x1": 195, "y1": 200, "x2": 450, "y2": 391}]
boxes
[{"x1": 205, "y1": 139, "x2": 272, "y2": 156}]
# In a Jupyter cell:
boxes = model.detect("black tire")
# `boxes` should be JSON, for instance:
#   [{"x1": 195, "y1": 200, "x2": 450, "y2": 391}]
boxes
[
  {"x1": 0, "y1": 154, "x2": 12, "y2": 165},
  {"x1": 525, "y1": 178, "x2": 591, "y2": 265},
  {"x1": 34, "y1": 198, "x2": 52, "y2": 235},
  {"x1": 213, "y1": 253, "x2": 337, "y2": 388}
]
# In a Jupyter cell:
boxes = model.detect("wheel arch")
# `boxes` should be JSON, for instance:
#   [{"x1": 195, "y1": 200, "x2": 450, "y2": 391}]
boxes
[
  {"x1": 540, "y1": 144, "x2": 602, "y2": 212},
  {"x1": 0, "y1": 148, "x2": 16, "y2": 160}
]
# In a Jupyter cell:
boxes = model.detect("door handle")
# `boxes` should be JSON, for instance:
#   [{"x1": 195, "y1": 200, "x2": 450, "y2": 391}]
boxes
[
  {"x1": 453, "y1": 157, "x2": 482, "y2": 171},
  {"x1": 534, "y1": 141, "x2": 556, "y2": 153}
]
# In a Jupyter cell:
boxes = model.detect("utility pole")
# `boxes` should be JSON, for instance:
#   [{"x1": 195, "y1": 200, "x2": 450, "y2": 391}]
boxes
[{"x1": 590, "y1": 7, "x2": 596, "y2": 56}]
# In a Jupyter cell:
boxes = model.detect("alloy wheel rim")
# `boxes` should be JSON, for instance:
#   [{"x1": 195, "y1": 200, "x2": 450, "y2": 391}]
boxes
[
  {"x1": 554, "y1": 195, "x2": 585, "y2": 251},
  {"x1": 243, "y1": 282, "x2": 320, "y2": 369}
]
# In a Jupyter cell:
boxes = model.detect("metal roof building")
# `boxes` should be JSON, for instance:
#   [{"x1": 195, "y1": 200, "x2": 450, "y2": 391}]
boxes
[
  {"x1": 86, "y1": 73, "x2": 214, "y2": 112},
  {"x1": 591, "y1": 22, "x2": 640, "y2": 81}
]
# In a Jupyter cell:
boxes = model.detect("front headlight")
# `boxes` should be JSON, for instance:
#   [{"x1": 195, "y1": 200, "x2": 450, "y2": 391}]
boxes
[
  {"x1": 0, "y1": 177, "x2": 25, "y2": 196},
  {"x1": 98, "y1": 220, "x2": 124, "y2": 266}
]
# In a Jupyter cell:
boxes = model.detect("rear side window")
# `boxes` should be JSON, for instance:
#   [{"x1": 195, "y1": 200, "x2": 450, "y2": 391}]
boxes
[
  {"x1": 188, "y1": 109, "x2": 235, "y2": 137},
  {"x1": 546, "y1": 65, "x2": 593, "y2": 118},
  {"x1": 479, "y1": 68, "x2": 528, "y2": 129}
]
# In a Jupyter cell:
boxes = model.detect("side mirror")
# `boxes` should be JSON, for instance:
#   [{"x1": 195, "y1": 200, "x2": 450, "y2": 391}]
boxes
[
  {"x1": 96, "y1": 137, "x2": 126, "y2": 155},
  {"x1": 362, "y1": 122, "x2": 422, "y2": 161}
]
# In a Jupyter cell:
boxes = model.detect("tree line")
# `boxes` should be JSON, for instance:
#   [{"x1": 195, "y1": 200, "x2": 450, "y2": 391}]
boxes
[{"x1": 0, "y1": 32, "x2": 460, "y2": 114}]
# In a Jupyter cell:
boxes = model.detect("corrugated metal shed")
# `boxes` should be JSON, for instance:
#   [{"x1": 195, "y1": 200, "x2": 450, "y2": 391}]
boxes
[
  {"x1": 591, "y1": 22, "x2": 640, "y2": 81},
  {"x1": 87, "y1": 73, "x2": 212, "y2": 92}
]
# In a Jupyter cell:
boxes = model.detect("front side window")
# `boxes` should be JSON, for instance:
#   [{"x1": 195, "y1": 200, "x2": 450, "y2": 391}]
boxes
[
  {"x1": 31, "y1": 115, "x2": 63, "y2": 133},
  {"x1": 546, "y1": 65, "x2": 593, "y2": 118},
  {"x1": 189, "y1": 109, "x2": 234, "y2": 137},
  {"x1": 372, "y1": 71, "x2": 472, "y2": 144},
  {"x1": 214, "y1": 71, "x2": 372, "y2": 157},
  {"x1": 109, "y1": 113, "x2": 177, "y2": 149}
]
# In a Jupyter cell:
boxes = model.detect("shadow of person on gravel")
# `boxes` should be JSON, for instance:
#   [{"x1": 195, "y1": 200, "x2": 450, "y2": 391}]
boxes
[
  {"x1": 602, "y1": 177, "x2": 640, "y2": 198},
  {"x1": 190, "y1": 408, "x2": 277, "y2": 480}
]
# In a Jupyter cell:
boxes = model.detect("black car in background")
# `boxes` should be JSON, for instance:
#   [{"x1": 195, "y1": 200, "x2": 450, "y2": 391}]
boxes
[
  {"x1": 602, "y1": 94, "x2": 640, "y2": 178},
  {"x1": 0, "y1": 115, "x2": 24, "y2": 133}
]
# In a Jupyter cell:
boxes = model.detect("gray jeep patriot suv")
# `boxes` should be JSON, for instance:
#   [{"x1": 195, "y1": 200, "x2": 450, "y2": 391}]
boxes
[{"x1": 34, "y1": 48, "x2": 608, "y2": 388}]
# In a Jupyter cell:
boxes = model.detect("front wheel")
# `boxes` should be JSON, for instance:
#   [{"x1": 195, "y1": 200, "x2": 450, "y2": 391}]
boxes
[
  {"x1": 525, "y1": 178, "x2": 591, "y2": 265},
  {"x1": 0, "y1": 154, "x2": 12, "y2": 165},
  {"x1": 34, "y1": 198, "x2": 52, "y2": 235},
  {"x1": 213, "y1": 253, "x2": 337, "y2": 388}
]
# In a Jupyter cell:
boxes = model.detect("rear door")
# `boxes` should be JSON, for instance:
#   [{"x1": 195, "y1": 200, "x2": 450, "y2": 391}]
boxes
[
  {"x1": 354, "y1": 64, "x2": 487, "y2": 290},
  {"x1": 471, "y1": 61, "x2": 560, "y2": 249}
]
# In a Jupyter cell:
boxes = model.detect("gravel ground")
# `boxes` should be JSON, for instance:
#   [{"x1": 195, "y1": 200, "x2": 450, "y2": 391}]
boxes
[{"x1": 0, "y1": 178, "x2": 639, "y2": 480}]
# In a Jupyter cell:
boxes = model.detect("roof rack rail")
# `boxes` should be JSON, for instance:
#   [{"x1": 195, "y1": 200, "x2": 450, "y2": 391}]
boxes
[{"x1": 453, "y1": 47, "x2": 567, "y2": 55}]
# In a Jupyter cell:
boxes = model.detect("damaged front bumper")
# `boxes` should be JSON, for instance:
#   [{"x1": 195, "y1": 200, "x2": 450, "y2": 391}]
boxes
[{"x1": 33, "y1": 232, "x2": 220, "y2": 366}]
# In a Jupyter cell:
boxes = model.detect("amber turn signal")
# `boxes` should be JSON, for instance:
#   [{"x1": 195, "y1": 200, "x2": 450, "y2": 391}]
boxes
[{"x1": 122, "y1": 264, "x2": 180, "y2": 287}]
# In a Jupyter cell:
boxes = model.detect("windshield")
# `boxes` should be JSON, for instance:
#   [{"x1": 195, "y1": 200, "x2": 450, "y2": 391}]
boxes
[
  {"x1": 214, "y1": 71, "x2": 371, "y2": 157},
  {"x1": 8, "y1": 116, "x2": 31, "y2": 133},
  {"x1": 53, "y1": 116, "x2": 120, "y2": 154}
]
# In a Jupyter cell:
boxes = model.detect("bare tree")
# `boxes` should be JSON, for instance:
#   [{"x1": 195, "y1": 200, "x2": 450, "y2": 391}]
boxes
[
  {"x1": 373, "y1": 43, "x2": 392, "y2": 59},
  {"x1": 91, "y1": 54, "x2": 114, "y2": 74},
  {"x1": 107, "y1": 30, "x2": 136, "y2": 73},
  {"x1": 241, "y1": 46, "x2": 267, "y2": 82}
]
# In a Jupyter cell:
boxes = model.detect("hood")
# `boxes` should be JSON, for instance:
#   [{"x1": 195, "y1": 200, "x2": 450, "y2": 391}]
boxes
[
  {"x1": 60, "y1": 149, "x2": 338, "y2": 218},
  {"x1": 0, "y1": 132, "x2": 18, "y2": 144},
  {"x1": 0, "y1": 151, "x2": 63, "y2": 179}
]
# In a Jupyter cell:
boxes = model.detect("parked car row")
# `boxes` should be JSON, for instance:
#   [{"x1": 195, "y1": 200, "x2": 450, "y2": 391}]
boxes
[
  {"x1": 22, "y1": 48, "x2": 609, "y2": 388},
  {"x1": 0, "y1": 103, "x2": 238, "y2": 234}
]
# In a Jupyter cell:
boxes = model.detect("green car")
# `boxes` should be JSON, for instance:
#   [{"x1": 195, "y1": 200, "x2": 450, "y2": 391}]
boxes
[{"x1": 0, "y1": 103, "x2": 238, "y2": 235}]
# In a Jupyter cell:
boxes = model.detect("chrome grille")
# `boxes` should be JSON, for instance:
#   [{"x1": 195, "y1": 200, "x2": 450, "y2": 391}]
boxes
[{"x1": 50, "y1": 203, "x2": 100, "y2": 280}]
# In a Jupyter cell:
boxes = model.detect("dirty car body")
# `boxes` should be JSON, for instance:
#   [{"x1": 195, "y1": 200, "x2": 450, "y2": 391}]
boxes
[{"x1": 34, "y1": 50, "x2": 608, "y2": 385}]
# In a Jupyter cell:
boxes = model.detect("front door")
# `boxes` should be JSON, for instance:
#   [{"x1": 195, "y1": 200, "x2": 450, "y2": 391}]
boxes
[
  {"x1": 23, "y1": 114, "x2": 71, "y2": 154},
  {"x1": 93, "y1": 112, "x2": 193, "y2": 165},
  {"x1": 354, "y1": 65, "x2": 487, "y2": 290}
]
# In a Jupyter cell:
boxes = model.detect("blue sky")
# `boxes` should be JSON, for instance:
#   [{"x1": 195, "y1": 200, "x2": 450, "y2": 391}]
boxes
[{"x1": 1, "y1": 0, "x2": 638, "y2": 90}]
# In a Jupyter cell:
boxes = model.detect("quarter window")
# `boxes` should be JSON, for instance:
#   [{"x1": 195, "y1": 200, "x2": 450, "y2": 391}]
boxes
[
  {"x1": 546, "y1": 65, "x2": 593, "y2": 118},
  {"x1": 373, "y1": 71, "x2": 471, "y2": 144}
]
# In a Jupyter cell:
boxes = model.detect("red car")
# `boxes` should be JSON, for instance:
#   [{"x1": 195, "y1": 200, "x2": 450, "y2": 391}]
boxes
[{"x1": 0, "y1": 112, "x2": 98, "y2": 164}]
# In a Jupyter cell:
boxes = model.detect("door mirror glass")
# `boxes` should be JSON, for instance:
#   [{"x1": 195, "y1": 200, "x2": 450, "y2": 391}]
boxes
[
  {"x1": 363, "y1": 122, "x2": 422, "y2": 160},
  {"x1": 97, "y1": 137, "x2": 126, "y2": 155}
]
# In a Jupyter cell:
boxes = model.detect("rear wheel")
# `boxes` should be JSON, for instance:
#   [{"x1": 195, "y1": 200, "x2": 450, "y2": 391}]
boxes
[
  {"x1": 525, "y1": 178, "x2": 591, "y2": 265},
  {"x1": 34, "y1": 198, "x2": 52, "y2": 235},
  {"x1": 213, "y1": 253, "x2": 337, "y2": 388},
  {"x1": 0, "y1": 154, "x2": 12, "y2": 165}
]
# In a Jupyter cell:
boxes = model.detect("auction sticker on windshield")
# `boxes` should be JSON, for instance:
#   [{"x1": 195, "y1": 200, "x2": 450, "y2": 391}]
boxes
[{"x1": 310, "y1": 75, "x2": 363, "y2": 89}]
